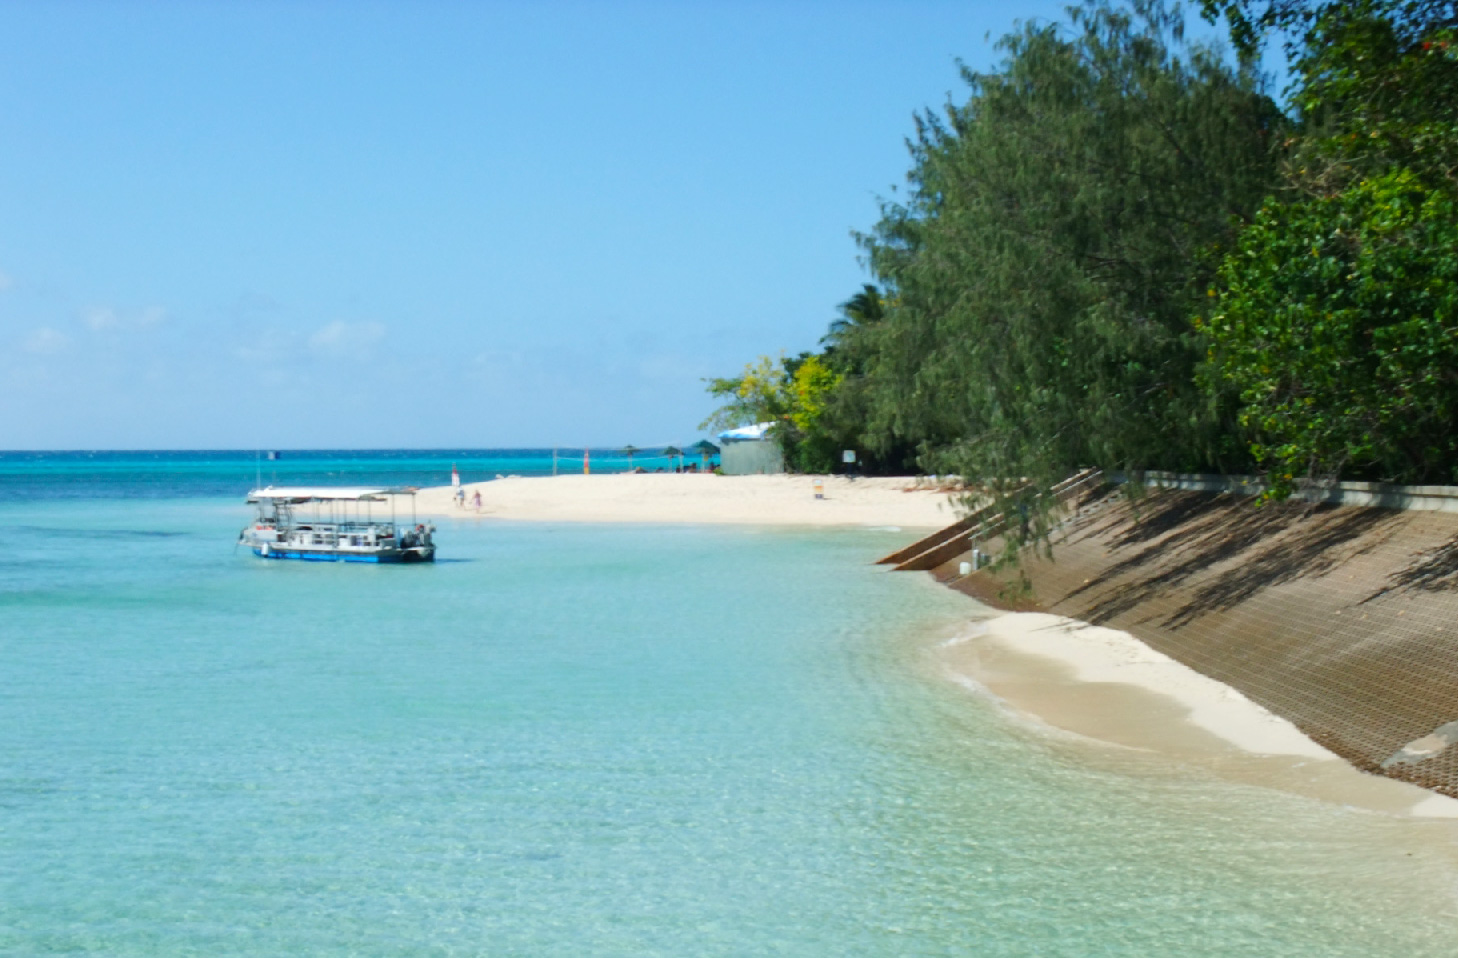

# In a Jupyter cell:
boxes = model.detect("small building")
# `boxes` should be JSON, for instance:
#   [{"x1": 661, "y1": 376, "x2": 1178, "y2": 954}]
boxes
[{"x1": 717, "y1": 422, "x2": 785, "y2": 475}]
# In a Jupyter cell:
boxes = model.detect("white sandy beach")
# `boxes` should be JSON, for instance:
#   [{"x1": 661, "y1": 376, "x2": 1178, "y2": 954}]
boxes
[
  {"x1": 943, "y1": 612, "x2": 1458, "y2": 819},
  {"x1": 412, "y1": 473, "x2": 959, "y2": 528}
]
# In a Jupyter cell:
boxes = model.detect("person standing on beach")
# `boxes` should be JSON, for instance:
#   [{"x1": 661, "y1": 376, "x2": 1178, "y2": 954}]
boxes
[
  {"x1": 455, "y1": 487, "x2": 466, "y2": 509},
  {"x1": 473, "y1": 489, "x2": 482, "y2": 513}
]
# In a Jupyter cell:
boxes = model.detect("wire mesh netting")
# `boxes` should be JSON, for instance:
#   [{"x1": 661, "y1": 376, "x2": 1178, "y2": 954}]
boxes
[{"x1": 941, "y1": 488, "x2": 1458, "y2": 798}]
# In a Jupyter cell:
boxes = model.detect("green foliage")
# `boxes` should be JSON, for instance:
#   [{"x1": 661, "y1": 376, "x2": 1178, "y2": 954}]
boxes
[
  {"x1": 1200, "y1": 0, "x2": 1458, "y2": 494},
  {"x1": 700, "y1": 355, "x2": 794, "y2": 434},
  {"x1": 816, "y1": 284, "x2": 922, "y2": 474},
  {"x1": 698, "y1": 353, "x2": 848, "y2": 473},
  {"x1": 1202, "y1": 170, "x2": 1458, "y2": 492},
  {"x1": 855, "y1": 0, "x2": 1282, "y2": 488},
  {"x1": 821, "y1": 284, "x2": 887, "y2": 362},
  {"x1": 781, "y1": 353, "x2": 846, "y2": 473},
  {"x1": 700, "y1": 0, "x2": 1458, "y2": 514},
  {"x1": 1290, "y1": 2, "x2": 1458, "y2": 190},
  {"x1": 1197, "y1": 1, "x2": 1319, "y2": 60},
  {"x1": 788, "y1": 355, "x2": 841, "y2": 433}
]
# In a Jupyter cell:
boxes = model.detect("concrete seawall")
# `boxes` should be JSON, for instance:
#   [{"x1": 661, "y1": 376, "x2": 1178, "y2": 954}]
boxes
[{"x1": 936, "y1": 486, "x2": 1458, "y2": 799}]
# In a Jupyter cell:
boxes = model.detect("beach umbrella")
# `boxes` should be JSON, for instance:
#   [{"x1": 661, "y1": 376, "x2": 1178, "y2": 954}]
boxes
[
  {"x1": 688, "y1": 440, "x2": 719, "y2": 470},
  {"x1": 621, "y1": 445, "x2": 642, "y2": 471},
  {"x1": 662, "y1": 445, "x2": 684, "y2": 471}
]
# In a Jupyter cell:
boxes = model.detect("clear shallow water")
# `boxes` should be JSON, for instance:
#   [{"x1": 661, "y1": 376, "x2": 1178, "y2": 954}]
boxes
[{"x1": 3, "y1": 458, "x2": 1458, "y2": 955}]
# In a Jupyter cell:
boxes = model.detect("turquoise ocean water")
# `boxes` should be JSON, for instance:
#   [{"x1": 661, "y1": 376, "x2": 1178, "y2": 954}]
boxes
[{"x1": 3, "y1": 451, "x2": 1458, "y2": 955}]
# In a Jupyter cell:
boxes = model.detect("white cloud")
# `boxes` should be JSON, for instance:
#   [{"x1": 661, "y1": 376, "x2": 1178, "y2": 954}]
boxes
[
  {"x1": 84, "y1": 305, "x2": 168, "y2": 332},
  {"x1": 309, "y1": 320, "x2": 385, "y2": 359},
  {"x1": 24, "y1": 327, "x2": 69, "y2": 354},
  {"x1": 233, "y1": 342, "x2": 279, "y2": 364},
  {"x1": 232, "y1": 326, "x2": 302, "y2": 365},
  {"x1": 85, "y1": 307, "x2": 120, "y2": 331}
]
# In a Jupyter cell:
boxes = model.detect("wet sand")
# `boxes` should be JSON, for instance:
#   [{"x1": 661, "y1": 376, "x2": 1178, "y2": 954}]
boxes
[{"x1": 939, "y1": 612, "x2": 1458, "y2": 819}]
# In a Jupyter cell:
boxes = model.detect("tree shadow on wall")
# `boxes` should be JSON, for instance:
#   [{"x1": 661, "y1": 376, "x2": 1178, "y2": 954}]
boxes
[
  {"x1": 1109, "y1": 490, "x2": 1229, "y2": 548},
  {"x1": 1162, "y1": 507, "x2": 1397, "y2": 628},
  {"x1": 1365, "y1": 536, "x2": 1458, "y2": 602},
  {"x1": 1064, "y1": 494, "x2": 1397, "y2": 627},
  {"x1": 1061, "y1": 492, "x2": 1249, "y2": 604},
  {"x1": 1066, "y1": 492, "x2": 1295, "y2": 621}
]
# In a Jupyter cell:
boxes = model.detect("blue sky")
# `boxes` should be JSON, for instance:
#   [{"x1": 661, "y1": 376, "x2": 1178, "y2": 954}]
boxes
[{"x1": 0, "y1": 0, "x2": 1250, "y2": 450}]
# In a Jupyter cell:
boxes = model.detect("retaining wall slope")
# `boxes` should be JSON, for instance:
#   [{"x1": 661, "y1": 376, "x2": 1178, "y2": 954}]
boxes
[{"x1": 941, "y1": 488, "x2": 1458, "y2": 798}]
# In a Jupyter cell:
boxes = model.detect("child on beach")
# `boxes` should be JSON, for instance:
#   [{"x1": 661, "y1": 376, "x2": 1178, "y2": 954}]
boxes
[{"x1": 472, "y1": 490, "x2": 482, "y2": 512}]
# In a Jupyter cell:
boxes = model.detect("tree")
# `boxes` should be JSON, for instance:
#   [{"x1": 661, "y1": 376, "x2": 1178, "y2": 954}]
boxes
[
  {"x1": 822, "y1": 284, "x2": 886, "y2": 355},
  {"x1": 1201, "y1": 0, "x2": 1458, "y2": 492},
  {"x1": 1202, "y1": 172, "x2": 1458, "y2": 492},
  {"x1": 855, "y1": 0, "x2": 1283, "y2": 491},
  {"x1": 700, "y1": 355, "x2": 794, "y2": 434},
  {"x1": 782, "y1": 354, "x2": 845, "y2": 472},
  {"x1": 811, "y1": 284, "x2": 923, "y2": 473},
  {"x1": 700, "y1": 352, "x2": 859, "y2": 473}
]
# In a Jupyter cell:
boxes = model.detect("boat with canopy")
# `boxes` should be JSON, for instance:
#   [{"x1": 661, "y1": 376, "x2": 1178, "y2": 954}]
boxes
[{"x1": 239, "y1": 486, "x2": 436, "y2": 563}]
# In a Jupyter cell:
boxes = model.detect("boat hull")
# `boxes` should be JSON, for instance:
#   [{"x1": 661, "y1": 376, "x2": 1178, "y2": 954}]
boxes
[{"x1": 250, "y1": 546, "x2": 434, "y2": 563}]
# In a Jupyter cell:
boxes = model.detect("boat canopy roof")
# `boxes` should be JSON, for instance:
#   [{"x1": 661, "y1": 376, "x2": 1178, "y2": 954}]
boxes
[
  {"x1": 717, "y1": 422, "x2": 774, "y2": 442},
  {"x1": 247, "y1": 486, "x2": 414, "y2": 503}
]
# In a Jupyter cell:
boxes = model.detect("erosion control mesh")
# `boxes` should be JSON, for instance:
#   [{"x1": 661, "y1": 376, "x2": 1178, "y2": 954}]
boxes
[{"x1": 941, "y1": 489, "x2": 1458, "y2": 798}]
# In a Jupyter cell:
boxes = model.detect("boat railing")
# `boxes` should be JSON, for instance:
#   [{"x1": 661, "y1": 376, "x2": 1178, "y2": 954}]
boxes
[{"x1": 284, "y1": 521, "x2": 396, "y2": 534}]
